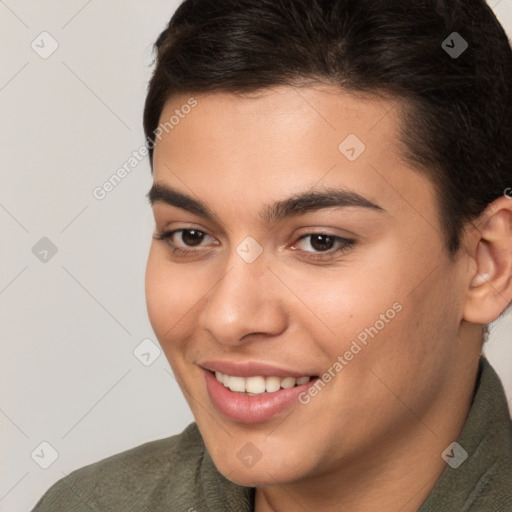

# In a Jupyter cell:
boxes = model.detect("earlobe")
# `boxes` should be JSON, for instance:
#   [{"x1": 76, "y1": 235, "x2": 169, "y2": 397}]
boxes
[{"x1": 463, "y1": 196, "x2": 512, "y2": 324}]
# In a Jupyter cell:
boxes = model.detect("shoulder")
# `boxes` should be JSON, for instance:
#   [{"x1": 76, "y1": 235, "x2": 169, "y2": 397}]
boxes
[
  {"x1": 31, "y1": 422, "x2": 206, "y2": 512},
  {"x1": 465, "y1": 359, "x2": 512, "y2": 509},
  {"x1": 420, "y1": 358, "x2": 512, "y2": 511}
]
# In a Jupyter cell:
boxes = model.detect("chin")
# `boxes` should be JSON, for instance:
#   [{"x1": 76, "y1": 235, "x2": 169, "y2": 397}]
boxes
[
  {"x1": 218, "y1": 460, "x2": 299, "y2": 487},
  {"x1": 207, "y1": 444, "x2": 311, "y2": 488}
]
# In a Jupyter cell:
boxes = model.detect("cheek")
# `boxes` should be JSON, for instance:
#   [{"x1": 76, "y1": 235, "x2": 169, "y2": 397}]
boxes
[
  {"x1": 304, "y1": 262, "x2": 403, "y2": 352},
  {"x1": 307, "y1": 241, "x2": 452, "y2": 371},
  {"x1": 145, "y1": 246, "x2": 205, "y2": 350}
]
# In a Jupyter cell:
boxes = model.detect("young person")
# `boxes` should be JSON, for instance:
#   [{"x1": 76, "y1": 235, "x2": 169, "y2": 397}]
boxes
[{"x1": 33, "y1": 0, "x2": 512, "y2": 510}]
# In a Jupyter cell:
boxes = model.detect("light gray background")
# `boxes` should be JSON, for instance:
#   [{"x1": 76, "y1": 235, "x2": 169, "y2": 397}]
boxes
[{"x1": 1, "y1": 1, "x2": 511, "y2": 510}]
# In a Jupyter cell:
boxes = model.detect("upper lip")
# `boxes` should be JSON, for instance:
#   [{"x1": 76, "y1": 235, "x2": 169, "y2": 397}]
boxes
[{"x1": 200, "y1": 360, "x2": 317, "y2": 378}]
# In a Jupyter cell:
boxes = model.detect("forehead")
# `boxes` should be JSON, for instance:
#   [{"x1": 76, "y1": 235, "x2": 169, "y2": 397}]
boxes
[
  {"x1": 153, "y1": 85, "x2": 403, "y2": 173},
  {"x1": 155, "y1": 85, "x2": 400, "y2": 151},
  {"x1": 151, "y1": 85, "x2": 438, "y2": 232}
]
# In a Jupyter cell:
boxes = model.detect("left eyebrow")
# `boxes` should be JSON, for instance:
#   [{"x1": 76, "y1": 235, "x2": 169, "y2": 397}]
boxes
[
  {"x1": 147, "y1": 183, "x2": 384, "y2": 224},
  {"x1": 260, "y1": 187, "x2": 384, "y2": 224}
]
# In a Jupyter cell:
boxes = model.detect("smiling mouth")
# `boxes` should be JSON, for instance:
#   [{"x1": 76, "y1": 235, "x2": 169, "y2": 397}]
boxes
[
  {"x1": 213, "y1": 371, "x2": 316, "y2": 396},
  {"x1": 203, "y1": 369, "x2": 320, "y2": 423}
]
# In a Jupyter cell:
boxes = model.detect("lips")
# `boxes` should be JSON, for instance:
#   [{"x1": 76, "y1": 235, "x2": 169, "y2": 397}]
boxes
[{"x1": 200, "y1": 361, "x2": 318, "y2": 423}]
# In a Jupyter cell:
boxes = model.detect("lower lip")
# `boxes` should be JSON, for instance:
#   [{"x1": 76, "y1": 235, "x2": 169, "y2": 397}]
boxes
[{"x1": 204, "y1": 370, "x2": 317, "y2": 424}]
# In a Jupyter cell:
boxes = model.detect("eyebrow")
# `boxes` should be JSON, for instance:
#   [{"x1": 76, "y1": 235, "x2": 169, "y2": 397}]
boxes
[{"x1": 147, "y1": 182, "x2": 384, "y2": 224}]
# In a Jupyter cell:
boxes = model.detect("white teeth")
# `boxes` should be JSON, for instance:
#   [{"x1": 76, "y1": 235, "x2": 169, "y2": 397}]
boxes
[
  {"x1": 280, "y1": 377, "x2": 296, "y2": 389},
  {"x1": 228, "y1": 376, "x2": 246, "y2": 393},
  {"x1": 246, "y1": 376, "x2": 266, "y2": 394},
  {"x1": 214, "y1": 371, "x2": 312, "y2": 395},
  {"x1": 265, "y1": 376, "x2": 281, "y2": 393}
]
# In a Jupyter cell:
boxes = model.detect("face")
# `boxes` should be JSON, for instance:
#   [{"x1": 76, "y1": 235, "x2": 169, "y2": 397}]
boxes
[{"x1": 145, "y1": 85, "x2": 471, "y2": 487}]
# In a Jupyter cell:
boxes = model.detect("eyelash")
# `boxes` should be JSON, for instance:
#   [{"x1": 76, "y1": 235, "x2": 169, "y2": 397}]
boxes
[{"x1": 153, "y1": 228, "x2": 356, "y2": 261}]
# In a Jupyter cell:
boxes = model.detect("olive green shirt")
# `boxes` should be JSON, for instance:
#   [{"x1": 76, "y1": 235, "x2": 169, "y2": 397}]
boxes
[{"x1": 32, "y1": 357, "x2": 512, "y2": 511}]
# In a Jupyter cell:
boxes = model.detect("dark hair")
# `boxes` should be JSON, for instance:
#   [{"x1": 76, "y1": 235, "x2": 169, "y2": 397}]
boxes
[{"x1": 143, "y1": 0, "x2": 512, "y2": 256}]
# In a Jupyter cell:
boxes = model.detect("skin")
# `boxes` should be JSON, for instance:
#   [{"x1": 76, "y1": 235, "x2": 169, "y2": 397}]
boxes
[{"x1": 145, "y1": 85, "x2": 512, "y2": 512}]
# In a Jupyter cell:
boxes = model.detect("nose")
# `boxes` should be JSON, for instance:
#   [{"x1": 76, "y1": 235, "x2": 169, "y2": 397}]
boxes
[{"x1": 198, "y1": 252, "x2": 288, "y2": 346}]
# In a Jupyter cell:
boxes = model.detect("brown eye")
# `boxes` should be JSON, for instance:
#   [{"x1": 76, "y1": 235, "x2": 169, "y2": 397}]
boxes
[
  {"x1": 154, "y1": 228, "x2": 213, "y2": 252},
  {"x1": 180, "y1": 229, "x2": 206, "y2": 247},
  {"x1": 308, "y1": 234, "x2": 336, "y2": 252},
  {"x1": 291, "y1": 232, "x2": 356, "y2": 260}
]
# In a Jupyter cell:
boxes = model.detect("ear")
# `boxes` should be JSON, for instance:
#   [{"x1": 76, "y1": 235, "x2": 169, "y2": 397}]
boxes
[{"x1": 463, "y1": 195, "x2": 512, "y2": 324}]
